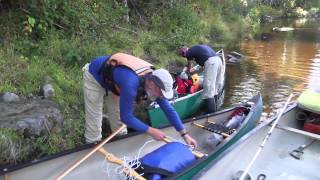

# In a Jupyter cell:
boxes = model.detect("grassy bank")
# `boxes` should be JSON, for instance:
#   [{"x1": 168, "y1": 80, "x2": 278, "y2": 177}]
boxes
[{"x1": 0, "y1": 0, "x2": 318, "y2": 165}]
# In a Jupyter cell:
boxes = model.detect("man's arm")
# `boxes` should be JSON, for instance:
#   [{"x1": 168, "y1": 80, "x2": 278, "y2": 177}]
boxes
[
  {"x1": 114, "y1": 67, "x2": 166, "y2": 140},
  {"x1": 185, "y1": 62, "x2": 203, "y2": 75},
  {"x1": 189, "y1": 66, "x2": 203, "y2": 75},
  {"x1": 118, "y1": 82, "x2": 149, "y2": 132},
  {"x1": 187, "y1": 60, "x2": 193, "y2": 73},
  {"x1": 156, "y1": 98, "x2": 184, "y2": 131},
  {"x1": 114, "y1": 68, "x2": 149, "y2": 132},
  {"x1": 157, "y1": 98, "x2": 198, "y2": 147}
]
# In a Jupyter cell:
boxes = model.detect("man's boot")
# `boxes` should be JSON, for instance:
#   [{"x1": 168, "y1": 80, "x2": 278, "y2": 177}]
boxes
[{"x1": 204, "y1": 97, "x2": 217, "y2": 114}]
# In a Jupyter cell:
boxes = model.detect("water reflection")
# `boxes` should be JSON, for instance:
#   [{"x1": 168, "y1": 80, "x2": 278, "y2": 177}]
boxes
[
  {"x1": 224, "y1": 18, "x2": 320, "y2": 119},
  {"x1": 308, "y1": 44, "x2": 320, "y2": 91}
]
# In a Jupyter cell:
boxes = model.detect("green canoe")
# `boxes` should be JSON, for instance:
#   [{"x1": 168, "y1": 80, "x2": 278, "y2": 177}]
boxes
[
  {"x1": 0, "y1": 94, "x2": 262, "y2": 180},
  {"x1": 147, "y1": 49, "x2": 227, "y2": 128}
]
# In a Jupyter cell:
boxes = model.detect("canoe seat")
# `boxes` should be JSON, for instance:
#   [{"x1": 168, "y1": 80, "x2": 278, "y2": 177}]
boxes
[
  {"x1": 193, "y1": 106, "x2": 250, "y2": 137},
  {"x1": 203, "y1": 122, "x2": 234, "y2": 135}
]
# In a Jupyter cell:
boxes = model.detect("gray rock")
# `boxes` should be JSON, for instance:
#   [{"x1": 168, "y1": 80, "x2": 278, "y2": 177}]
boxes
[
  {"x1": 41, "y1": 84, "x2": 55, "y2": 98},
  {"x1": 0, "y1": 99, "x2": 64, "y2": 137},
  {"x1": 1, "y1": 92, "x2": 20, "y2": 102}
]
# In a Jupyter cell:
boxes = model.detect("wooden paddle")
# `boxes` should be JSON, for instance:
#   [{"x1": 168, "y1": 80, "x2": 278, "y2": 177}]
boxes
[
  {"x1": 55, "y1": 124, "x2": 127, "y2": 180},
  {"x1": 162, "y1": 137, "x2": 207, "y2": 158},
  {"x1": 192, "y1": 122, "x2": 230, "y2": 138},
  {"x1": 98, "y1": 148, "x2": 146, "y2": 180}
]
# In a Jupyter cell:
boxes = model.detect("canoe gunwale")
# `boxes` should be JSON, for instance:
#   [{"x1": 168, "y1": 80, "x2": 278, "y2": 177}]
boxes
[
  {"x1": 169, "y1": 93, "x2": 263, "y2": 179},
  {"x1": 192, "y1": 102, "x2": 297, "y2": 179}
]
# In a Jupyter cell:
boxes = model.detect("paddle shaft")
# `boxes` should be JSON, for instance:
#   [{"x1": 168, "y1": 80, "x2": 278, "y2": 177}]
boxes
[
  {"x1": 192, "y1": 122, "x2": 230, "y2": 138},
  {"x1": 239, "y1": 94, "x2": 293, "y2": 180},
  {"x1": 162, "y1": 137, "x2": 206, "y2": 158},
  {"x1": 55, "y1": 124, "x2": 127, "y2": 180},
  {"x1": 98, "y1": 148, "x2": 146, "y2": 180}
]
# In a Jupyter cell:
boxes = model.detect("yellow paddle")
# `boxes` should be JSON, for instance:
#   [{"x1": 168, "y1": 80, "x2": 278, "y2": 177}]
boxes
[
  {"x1": 55, "y1": 124, "x2": 127, "y2": 180},
  {"x1": 192, "y1": 122, "x2": 230, "y2": 138},
  {"x1": 98, "y1": 148, "x2": 145, "y2": 180}
]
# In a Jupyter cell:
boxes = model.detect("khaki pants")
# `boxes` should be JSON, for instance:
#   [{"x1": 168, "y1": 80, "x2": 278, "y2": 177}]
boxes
[
  {"x1": 83, "y1": 64, "x2": 127, "y2": 143},
  {"x1": 202, "y1": 56, "x2": 223, "y2": 99}
]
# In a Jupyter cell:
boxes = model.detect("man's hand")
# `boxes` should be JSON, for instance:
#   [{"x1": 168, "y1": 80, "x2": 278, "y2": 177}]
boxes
[
  {"x1": 183, "y1": 134, "x2": 198, "y2": 148},
  {"x1": 179, "y1": 67, "x2": 189, "y2": 80},
  {"x1": 147, "y1": 127, "x2": 166, "y2": 140},
  {"x1": 187, "y1": 60, "x2": 193, "y2": 73}
]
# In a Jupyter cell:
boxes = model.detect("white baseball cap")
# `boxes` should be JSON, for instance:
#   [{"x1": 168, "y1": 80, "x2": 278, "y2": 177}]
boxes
[{"x1": 151, "y1": 69, "x2": 174, "y2": 99}]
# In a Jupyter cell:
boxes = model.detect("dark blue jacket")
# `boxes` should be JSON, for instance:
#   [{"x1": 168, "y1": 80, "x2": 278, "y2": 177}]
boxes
[{"x1": 186, "y1": 45, "x2": 216, "y2": 66}]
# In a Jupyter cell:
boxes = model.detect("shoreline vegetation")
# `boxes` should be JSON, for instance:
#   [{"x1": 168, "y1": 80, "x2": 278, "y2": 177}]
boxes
[{"x1": 0, "y1": 0, "x2": 319, "y2": 165}]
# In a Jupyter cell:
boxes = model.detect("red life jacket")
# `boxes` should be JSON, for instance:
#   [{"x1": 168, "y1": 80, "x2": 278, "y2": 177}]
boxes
[
  {"x1": 176, "y1": 77, "x2": 193, "y2": 96},
  {"x1": 176, "y1": 76, "x2": 200, "y2": 95}
]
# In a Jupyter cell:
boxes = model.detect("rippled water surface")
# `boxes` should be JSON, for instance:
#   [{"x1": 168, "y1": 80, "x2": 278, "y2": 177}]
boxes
[{"x1": 223, "y1": 18, "x2": 320, "y2": 119}]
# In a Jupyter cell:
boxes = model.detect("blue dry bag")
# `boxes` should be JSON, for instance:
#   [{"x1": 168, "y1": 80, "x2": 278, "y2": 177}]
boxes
[{"x1": 137, "y1": 142, "x2": 196, "y2": 180}]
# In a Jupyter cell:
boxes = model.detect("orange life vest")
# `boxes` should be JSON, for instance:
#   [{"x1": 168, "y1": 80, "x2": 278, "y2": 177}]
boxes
[
  {"x1": 108, "y1": 53, "x2": 154, "y2": 76},
  {"x1": 100, "y1": 53, "x2": 154, "y2": 97}
]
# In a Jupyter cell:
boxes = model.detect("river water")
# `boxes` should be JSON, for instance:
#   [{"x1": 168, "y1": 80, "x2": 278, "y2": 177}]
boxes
[{"x1": 223, "y1": 18, "x2": 320, "y2": 120}]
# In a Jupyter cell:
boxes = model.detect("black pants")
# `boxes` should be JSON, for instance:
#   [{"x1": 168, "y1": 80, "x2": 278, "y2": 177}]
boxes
[{"x1": 204, "y1": 96, "x2": 217, "y2": 114}]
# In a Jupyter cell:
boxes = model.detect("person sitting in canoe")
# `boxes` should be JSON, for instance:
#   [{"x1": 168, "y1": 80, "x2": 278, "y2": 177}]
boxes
[
  {"x1": 178, "y1": 44, "x2": 224, "y2": 113},
  {"x1": 82, "y1": 53, "x2": 197, "y2": 147}
]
